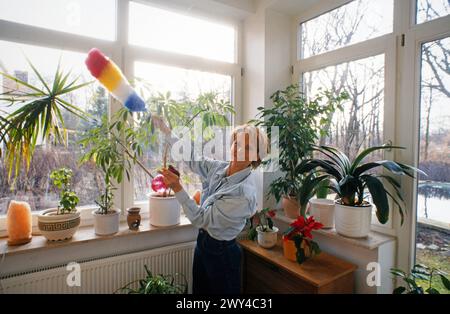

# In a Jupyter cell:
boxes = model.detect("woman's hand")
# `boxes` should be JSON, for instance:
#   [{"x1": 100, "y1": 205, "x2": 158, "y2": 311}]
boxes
[
  {"x1": 152, "y1": 115, "x2": 171, "y2": 135},
  {"x1": 159, "y1": 168, "x2": 183, "y2": 193}
]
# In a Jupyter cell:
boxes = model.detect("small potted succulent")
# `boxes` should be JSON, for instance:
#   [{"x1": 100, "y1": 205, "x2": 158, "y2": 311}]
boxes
[
  {"x1": 248, "y1": 208, "x2": 278, "y2": 249},
  {"x1": 38, "y1": 168, "x2": 81, "y2": 241},
  {"x1": 282, "y1": 215, "x2": 323, "y2": 264},
  {"x1": 297, "y1": 145, "x2": 425, "y2": 238}
]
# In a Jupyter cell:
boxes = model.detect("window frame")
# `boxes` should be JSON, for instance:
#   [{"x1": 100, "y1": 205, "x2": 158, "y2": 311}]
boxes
[
  {"x1": 0, "y1": 0, "x2": 241, "y2": 235},
  {"x1": 293, "y1": 0, "x2": 399, "y2": 235},
  {"x1": 395, "y1": 0, "x2": 450, "y2": 275}
]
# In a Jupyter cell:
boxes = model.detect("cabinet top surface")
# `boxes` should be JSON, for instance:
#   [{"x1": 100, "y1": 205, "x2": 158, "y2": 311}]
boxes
[{"x1": 239, "y1": 238, "x2": 358, "y2": 287}]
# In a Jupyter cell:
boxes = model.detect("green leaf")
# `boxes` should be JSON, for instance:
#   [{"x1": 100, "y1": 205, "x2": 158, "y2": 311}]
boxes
[
  {"x1": 393, "y1": 286, "x2": 406, "y2": 294},
  {"x1": 439, "y1": 274, "x2": 450, "y2": 291},
  {"x1": 363, "y1": 175, "x2": 389, "y2": 224}
]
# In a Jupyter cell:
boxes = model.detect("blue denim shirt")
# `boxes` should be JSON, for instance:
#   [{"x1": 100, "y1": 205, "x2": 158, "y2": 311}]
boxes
[{"x1": 170, "y1": 136, "x2": 257, "y2": 241}]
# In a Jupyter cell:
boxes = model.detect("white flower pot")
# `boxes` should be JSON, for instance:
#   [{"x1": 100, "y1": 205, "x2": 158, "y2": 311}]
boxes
[
  {"x1": 335, "y1": 201, "x2": 372, "y2": 238},
  {"x1": 256, "y1": 226, "x2": 279, "y2": 249},
  {"x1": 38, "y1": 208, "x2": 80, "y2": 241},
  {"x1": 309, "y1": 199, "x2": 335, "y2": 229},
  {"x1": 148, "y1": 193, "x2": 181, "y2": 227},
  {"x1": 92, "y1": 208, "x2": 120, "y2": 236}
]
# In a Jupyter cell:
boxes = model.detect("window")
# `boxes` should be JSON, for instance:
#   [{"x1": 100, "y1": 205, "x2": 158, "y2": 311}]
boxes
[
  {"x1": 415, "y1": 36, "x2": 450, "y2": 292},
  {"x1": 303, "y1": 54, "x2": 385, "y2": 161},
  {"x1": 132, "y1": 62, "x2": 232, "y2": 202},
  {"x1": 300, "y1": 0, "x2": 393, "y2": 59},
  {"x1": 0, "y1": 0, "x2": 116, "y2": 40},
  {"x1": 0, "y1": 1, "x2": 240, "y2": 224},
  {"x1": 129, "y1": 1, "x2": 236, "y2": 63},
  {"x1": 416, "y1": 0, "x2": 450, "y2": 24},
  {"x1": 0, "y1": 41, "x2": 107, "y2": 214}
]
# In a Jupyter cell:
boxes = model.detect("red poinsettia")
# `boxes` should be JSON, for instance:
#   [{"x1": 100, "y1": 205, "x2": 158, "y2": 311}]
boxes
[{"x1": 283, "y1": 216, "x2": 323, "y2": 241}]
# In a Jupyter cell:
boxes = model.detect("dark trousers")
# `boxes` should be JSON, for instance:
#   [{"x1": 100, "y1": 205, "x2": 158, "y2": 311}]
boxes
[{"x1": 192, "y1": 229, "x2": 242, "y2": 294}]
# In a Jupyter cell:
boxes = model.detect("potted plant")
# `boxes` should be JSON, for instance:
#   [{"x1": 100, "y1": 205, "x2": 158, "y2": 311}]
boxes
[
  {"x1": 248, "y1": 208, "x2": 278, "y2": 249},
  {"x1": 308, "y1": 177, "x2": 335, "y2": 229},
  {"x1": 297, "y1": 145, "x2": 425, "y2": 238},
  {"x1": 38, "y1": 168, "x2": 81, "y2": 241},
  {"x1": 0, "y1": 59, "x2": 91, "y2": 183},
  {"x1": 139, "y1": 90, "x2": 234, "y2": 227},
  {"x1": 92, "y1": 182, "x2": 120, "y2": 235},
  {"x1": 390, "y1": 264, "x2": 450, "y2": 294},
  {"x1": 115, "y1": 265, "x2": 187, "y2": 294},
  {"x1": 251, "y1": 85, "x2": 348, "y2": 219},
  {"x1": 282, "y1": 215, "x2": 323, "y2": 264}
]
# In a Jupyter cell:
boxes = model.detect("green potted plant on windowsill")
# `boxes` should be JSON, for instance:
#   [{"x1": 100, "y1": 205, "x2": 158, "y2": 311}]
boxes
[
  {"x1": 251, "y1": 84, "x2": 348, "y2": 219},
  {"x1": 297, "y1": 145, "x2": 425, "y2": 238},
  {"x1": 38, "y1": 167, "x2": 81, "y2": 241}
]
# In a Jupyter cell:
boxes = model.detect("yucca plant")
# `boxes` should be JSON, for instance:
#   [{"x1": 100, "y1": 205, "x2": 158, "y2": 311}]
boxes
[
  {"x1": 0, "y1": 58, "x2": 91, "y2": 182},
  {"x1": 296, "y1": 145, "x2": 425, "y2": 225}
]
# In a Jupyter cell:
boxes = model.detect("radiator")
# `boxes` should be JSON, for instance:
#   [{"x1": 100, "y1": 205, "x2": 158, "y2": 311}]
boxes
[{"x1": 0, "y1": 241, "x2": 196, "y2": 294}]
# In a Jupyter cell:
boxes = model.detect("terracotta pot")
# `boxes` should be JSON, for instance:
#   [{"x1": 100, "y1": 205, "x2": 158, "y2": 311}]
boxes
[
  {"x1": 283, "y1": 238, "x2": 311, "y2": 262},
  {"x1": 282, "y1": 196, "x2": 299, "y2": 219}
]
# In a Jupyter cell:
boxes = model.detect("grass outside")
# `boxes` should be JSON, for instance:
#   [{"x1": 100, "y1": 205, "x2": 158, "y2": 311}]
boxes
[{"x1": 416, "y1": 249, "x2": 450, "y2": 294}]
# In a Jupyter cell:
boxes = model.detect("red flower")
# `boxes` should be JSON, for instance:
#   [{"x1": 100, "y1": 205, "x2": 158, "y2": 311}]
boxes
[
  {"x1": 267, "y1": 210, "x2": 276, "y2": 218},
  {"x1": 288, "y1": 216, "x2": 323, "y2": 239}
]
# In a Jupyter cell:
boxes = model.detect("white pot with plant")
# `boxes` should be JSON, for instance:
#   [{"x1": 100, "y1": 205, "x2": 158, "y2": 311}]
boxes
[
  {"x1": 248, "y1": 208, "x2": 278, "y2": 249},
  {"x1": 38, "y1": 168, "x2": 81, "y2": 241},
  {"x1": 298, "y1": 145, "x2": 424, "y2": 238},
  {"x1": 92, "y1": 182, "x2": 120, "y2": 236}
]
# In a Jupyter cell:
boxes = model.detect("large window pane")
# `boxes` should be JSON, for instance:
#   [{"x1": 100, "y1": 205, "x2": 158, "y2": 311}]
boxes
[
  {"x1": 0, "y1": 0, "x2": 116, "y2": 40},
  {"x1": 416, "y1": 37, "x2": 450, "y2": 293},
  {"x1": 0, "y1": 41, "x2": 107, "y2": 214},
  {"x1": 133, "y1": 62, "x2": 232, "y2": 202},
  {"x1": 303, "y1": 54, "x2": 385, "y2": 161},
  {"x1": 417, "y1": 0, "x2": 450, "y2": 24},
  {"x1": 129, "y1": 2, "x2": 235, "y2": 63},
  {"x1": 300, "y1": 0, "x2": 393, "y2": 59}
]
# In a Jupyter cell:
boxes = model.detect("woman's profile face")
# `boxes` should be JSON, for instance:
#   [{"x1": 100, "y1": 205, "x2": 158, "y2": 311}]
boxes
[{"x1": 230, "y1": 131, "x2": 258, "y2": 165}]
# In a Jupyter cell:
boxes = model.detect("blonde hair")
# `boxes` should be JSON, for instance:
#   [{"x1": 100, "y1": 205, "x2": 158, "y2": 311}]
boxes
[{"x1": 231, "y1": 124, "x2": 269, "y2": 169}]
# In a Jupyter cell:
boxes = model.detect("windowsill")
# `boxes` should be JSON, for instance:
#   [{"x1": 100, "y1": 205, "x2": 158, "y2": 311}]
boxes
[
  {"x1": 273, "y1": 210, "x2": 396, "y2": 250},
  {"x1": 0, "y1": 215, "x2": 193, "y2": 258}
]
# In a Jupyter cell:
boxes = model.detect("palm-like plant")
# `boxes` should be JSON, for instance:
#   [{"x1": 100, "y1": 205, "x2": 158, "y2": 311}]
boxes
[
  {"x1": 297, "y1": 171, "x2": 329, "y2": 218},
  {"x1": 0, "y1": 58, "x2": 91, "y2": 181},
  {"x1": 297, "y1": 145, "x2": 425, "y2": 225}
]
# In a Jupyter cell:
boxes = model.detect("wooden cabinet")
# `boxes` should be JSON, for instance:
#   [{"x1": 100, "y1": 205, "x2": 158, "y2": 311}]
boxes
[{"x1": 239, "y1": 238, "x2": 357, "y2": 294}]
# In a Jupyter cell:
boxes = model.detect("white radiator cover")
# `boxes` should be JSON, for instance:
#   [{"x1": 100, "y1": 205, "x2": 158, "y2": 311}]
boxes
[{"x1": 0, "y1": 241, "x2": 195, "y2": 294}]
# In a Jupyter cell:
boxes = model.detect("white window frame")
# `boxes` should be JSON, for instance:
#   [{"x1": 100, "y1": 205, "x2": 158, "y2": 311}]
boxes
[
  {"x1": 395, "y1": 0, "x2": 450, "y2": 273},
  {"x1": 0, "y1": 0, "x2": 242, "y2": 235},
  {"x1": 293, "y1": 0, "x2": 398, "y2": 235}
]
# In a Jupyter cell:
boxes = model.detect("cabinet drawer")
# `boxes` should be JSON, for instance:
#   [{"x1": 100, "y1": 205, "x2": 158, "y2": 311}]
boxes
[{"x1": 243, "y1": 251, "x2": 317, "y2": 294}]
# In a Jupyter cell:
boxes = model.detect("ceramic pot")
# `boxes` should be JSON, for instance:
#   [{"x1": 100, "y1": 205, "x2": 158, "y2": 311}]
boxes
[
  {"x1": 335, "y1": 200, "x2": 372, "y2": 238},
  {"x1": 256, "y1": 226, "x2": 279, "y2": 249},
  {"x1": 38, "y1": 208, "x2": 80, "y2": 241}
]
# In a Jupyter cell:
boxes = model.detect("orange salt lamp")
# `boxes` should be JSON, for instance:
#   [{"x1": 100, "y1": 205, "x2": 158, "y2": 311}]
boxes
[{"x1": 6, "y1": 200, "x2": 32, "y2": 246}]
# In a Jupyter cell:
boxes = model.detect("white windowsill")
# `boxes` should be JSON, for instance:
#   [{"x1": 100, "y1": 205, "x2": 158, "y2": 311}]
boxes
[
  {"x1": 274, "y1": 210, "x2": 396, "y2": 250},
  {"x1": 0, "y1": 214, "x2": 193, "y2": 258}
]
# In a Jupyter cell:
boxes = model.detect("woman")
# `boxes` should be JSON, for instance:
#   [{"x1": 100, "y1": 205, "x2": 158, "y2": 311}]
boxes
[{"x1": 152, "y1": 116, "x2": 268, "y2": 294}]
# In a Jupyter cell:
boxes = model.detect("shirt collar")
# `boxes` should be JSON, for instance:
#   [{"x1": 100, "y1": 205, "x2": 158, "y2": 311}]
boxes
[{"x1": 220, "y1": 163, "x2": 252, "y2": 184}]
